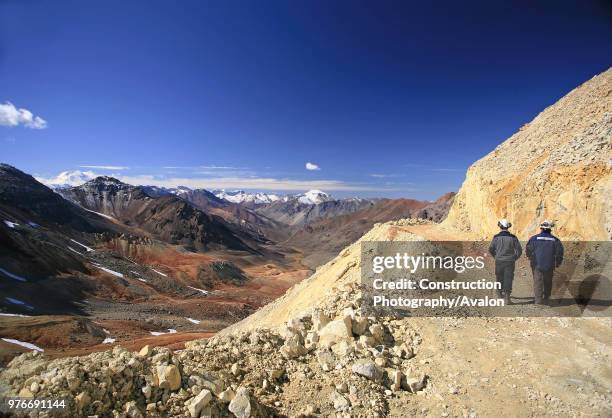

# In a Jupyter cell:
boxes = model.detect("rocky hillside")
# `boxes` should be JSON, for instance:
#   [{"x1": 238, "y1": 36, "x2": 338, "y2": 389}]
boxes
[
  {"x1": 443, "y1": 68, "x2": 612, "y2": 240},
  {"x1": 61, "y1": 177, "x2": 256, "y2": 253},
  {"x1": 254, "y1": 198, "x2": 375, "y2": 227},
  {"x1": 416, "y1": 192, "x2": 455, "y2": 222}
]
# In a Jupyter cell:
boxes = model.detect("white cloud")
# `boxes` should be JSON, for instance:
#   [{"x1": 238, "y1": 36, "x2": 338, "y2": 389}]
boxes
[
  {"x1": 199, "y1": 165, "x2": 249, "y2": 170},
  {"x1": 114, "y1": 175, "x2": 387, "y2": 192},
  {"x1": 162, "y1": 165, "x2": 249, "y2": 170},
  {"x1": 0, "y1": 102, "x2": 47, "y2": 129},
  {"x1": 305, "y1": 162, "x2": 320, "y2": 171},
  {"x1": 80, "y1": 165, "x2": 129, "y2": 170},
  {"x1": 369, "y1": 173, "x2": 405, "y2": 178}
]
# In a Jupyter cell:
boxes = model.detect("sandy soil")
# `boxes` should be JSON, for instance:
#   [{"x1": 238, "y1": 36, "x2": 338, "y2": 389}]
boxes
[{"x1": 383, "y1": 316, "x2": 612, "y2": 416}]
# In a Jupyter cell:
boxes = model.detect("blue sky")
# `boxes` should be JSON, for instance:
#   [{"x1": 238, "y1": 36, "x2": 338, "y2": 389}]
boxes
[{"x1": 1, "y1": 1, "x2": 610, "y2": 199}]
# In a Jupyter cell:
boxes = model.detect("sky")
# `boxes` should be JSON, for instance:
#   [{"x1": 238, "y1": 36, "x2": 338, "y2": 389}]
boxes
[{"x1": 1, "y1": 1, "x2": 610, "y2": 199}]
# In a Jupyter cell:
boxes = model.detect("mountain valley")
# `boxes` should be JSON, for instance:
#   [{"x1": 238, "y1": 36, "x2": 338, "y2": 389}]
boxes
[{"x1": 0, "y1": 165, "x2": 450, "y2": 363}]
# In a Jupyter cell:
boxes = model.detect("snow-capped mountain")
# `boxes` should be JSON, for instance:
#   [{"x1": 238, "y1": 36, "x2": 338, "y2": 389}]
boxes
[
  {"x1": 212, "y1": 190, "x2": 281, "y2": 204},
  {"x1": 295, "y1": 189, "x2": 334, "y2": 205},
  {"x1": 36, "y1": 170, "x2": 97, "y2": 189},
  {"x1": 212, "y1": 189, "x2": 335, "y2": 205}
]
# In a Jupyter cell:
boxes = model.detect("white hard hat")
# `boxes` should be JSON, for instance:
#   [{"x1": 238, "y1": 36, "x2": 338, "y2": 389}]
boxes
[
  {"x1": 540, "y1": 220, "x2": 554, "y2": 229},
  {"x1": 498, "y1": 219, "x2": 511, "y2": 229}
]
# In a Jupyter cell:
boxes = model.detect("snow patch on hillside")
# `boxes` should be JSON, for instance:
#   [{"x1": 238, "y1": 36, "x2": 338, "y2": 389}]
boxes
[
  {"x1": 70, "y1": 239, "x2": 95, "y2": 252},
  {"x1": 92, "y1": 264, "x2": 124, "y2": 278},
  {"x1": 151, "y1": 268, "x2": 168, "y2": 277},
  {"x1": 3, "y1": 220, "x2": 19, "y2": 228},
  {"x1": 0, "y1": 268, "x2": 27, "y2": 282},
  {"x1": 150, "y1": 329, "x2": 177, "y2": 336},
  {"x1": 1, "y1": 338, "x2": 44, "y2": 352}
]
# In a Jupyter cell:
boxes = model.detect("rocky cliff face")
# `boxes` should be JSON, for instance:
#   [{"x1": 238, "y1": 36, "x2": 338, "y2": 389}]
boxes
[{"x1": 443, "y1": 68, "x2": 611, "y2": 240}]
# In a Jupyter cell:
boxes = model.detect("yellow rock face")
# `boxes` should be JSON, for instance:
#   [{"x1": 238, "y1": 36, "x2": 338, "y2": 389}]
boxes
[{"x1": 443, "y1": 68, "x2": 612, "y2": 240}]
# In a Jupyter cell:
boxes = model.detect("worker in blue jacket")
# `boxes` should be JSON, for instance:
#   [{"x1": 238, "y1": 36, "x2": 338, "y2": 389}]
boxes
[
  {"x1": 488, "y1": 219, "x2": 522, "y2": 305},
  {"x1": 526, "y1": 220, "x2": 564, "y2": 305}
]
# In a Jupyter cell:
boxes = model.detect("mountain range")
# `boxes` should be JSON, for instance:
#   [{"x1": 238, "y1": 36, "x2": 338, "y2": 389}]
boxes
[{"x1": 0, "y1": 162, "x2": 453, "y2": 362}]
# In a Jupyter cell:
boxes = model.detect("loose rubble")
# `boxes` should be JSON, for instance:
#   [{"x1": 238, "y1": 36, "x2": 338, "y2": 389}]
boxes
[{"x1": 0, "y1": 282, "x2": 427, "y2": 417}]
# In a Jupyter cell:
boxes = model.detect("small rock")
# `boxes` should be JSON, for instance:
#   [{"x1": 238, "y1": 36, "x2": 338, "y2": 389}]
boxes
[
  {"x1": 352, "y1": 359, "x2": 383, "y2": 382},
  {"x1": 316, "y1": 350, "x2": 336, "y2": 371},
  {"x1": 374, "y1": 357, "x2": 386, "y2": 367},
  {"x1": 312, "y1": 309, "x2": 330, "y2": 331},
  {"x1": 280, "y1": 333, "x2": 306, "y2": 359},
  {"x1": 330, "y1": 390, "x2": 350, "y2": 411},
  {"x1": 358, "y1": 335, "x2": 376, "y2": 348},
  {"x1": 218, "y1": 388, "x2": 236, "y2": 403},
  {"x1": 269, "y1": 368, "x2": 285, "y2": 380},
  {"x1": 75, "y1": 391, "x2": 91, "y2": 410},
  {"x1": 336, "y1": 382, "x2": 349, "y2": 393},
  {"x1": 18, "y1": 387, "x2": 33, "y2": 398},
  {"x1": 231, "y1": 363, "x2": 243, "y2": 376},
  {"x1": 331, "y1": 341, "x2": 354, "y2": 357},
  {"x1": 352, "y1": 316, "x2": 369, "y2": 335},
  {"x1": 138, "y1": 345, "x2": 152, "y2": 357},
  {"x1": 303, "y1": 405, "x2": 317, "y2": 414},
  {"x1": 188, "y1": 389, "x2": 212, "y2": 418},
  {"x1": 403, "y1": 374, "x2": 426, "y2": 393},
  {"x1": 369, "y1": 324, "x2": 385, "y2": 342},
  {"x1": 142, "y1": 385, "x2": 152, "y2": 399},
  {"x1": 124, "y1": 400, "x2": 143, "y2": 418},
  {"x1": 229, "y1": 387, "x2": 251, "y2": 418},
  {"x1": 29, "y1": 381, "x2": 40, "y2": 394},
  {"x1": 390, "y1": 370, "x2": 402, "y2": 391}
]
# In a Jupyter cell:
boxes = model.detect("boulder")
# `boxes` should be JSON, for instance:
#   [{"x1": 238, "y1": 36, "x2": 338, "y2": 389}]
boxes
[
  {"x1": 156, "y1": 364, "x2": 181, "y2": 391},
  {"x1": 318, "y1": 317, "x2": 353, "y2": 347}
]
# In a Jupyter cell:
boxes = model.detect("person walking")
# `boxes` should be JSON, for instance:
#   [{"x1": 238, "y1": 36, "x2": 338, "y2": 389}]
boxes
[
  {"x1": 526, "y1": 220, "x2": 564, "y2": 305},
  {"x1": 489, "y1": 219, "x2": 522, "y2": 305}
]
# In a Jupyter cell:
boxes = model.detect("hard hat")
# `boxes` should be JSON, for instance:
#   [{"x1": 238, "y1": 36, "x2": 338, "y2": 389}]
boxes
[
  {"x1": 540, "y1": 220, "x2": 554, "y2": 229},
  {"x1": 498, "y1": 219, "x2": 511, "y2": 229}
]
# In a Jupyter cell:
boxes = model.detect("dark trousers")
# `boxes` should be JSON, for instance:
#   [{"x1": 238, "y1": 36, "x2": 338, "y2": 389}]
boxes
[
  {"x1": 532, "y1": 268, "x2": 553, "y2": 304},
  {"x1": 495, "y1": 260, "x2": 515, "y2": 294}
]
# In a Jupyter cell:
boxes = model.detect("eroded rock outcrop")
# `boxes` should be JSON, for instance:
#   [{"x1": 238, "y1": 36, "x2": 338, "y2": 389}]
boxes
[{"x1": 443, "y1": 68, "x2": 611, "y2": 240}]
